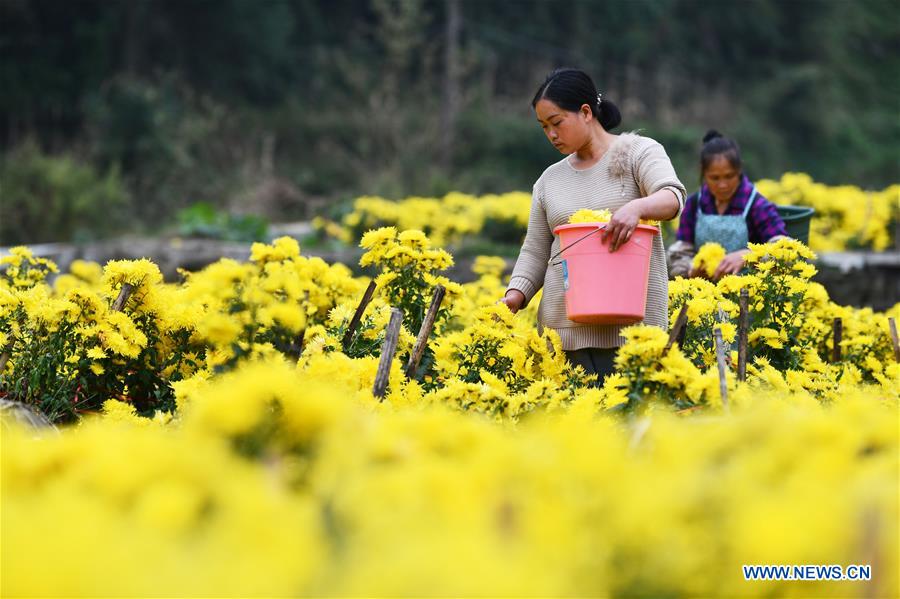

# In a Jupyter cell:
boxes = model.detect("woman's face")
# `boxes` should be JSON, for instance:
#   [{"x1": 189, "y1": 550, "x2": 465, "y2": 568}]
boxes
[
  {"x1": 703, "y1": 156, "x2": 741, "y2": 203},
  {"x1": 535, "y1": 99, "x2": 591, "y2": 154}
]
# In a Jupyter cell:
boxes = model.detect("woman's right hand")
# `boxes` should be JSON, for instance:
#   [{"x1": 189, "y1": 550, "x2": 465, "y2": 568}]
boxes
[{"x1": 500, "y1": 289, "x2": 526, "y2": 314}]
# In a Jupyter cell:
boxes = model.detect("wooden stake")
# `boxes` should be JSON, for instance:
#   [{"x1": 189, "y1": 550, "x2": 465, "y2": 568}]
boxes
[
  {"x1": 293, "y1": 290, "x2": 311, "y2": 356},
  {"x1": 737, "y1": 288, "x2": 749, "y2": 382},
  {"x1": 342, "y1": 280, "x2": 377, "y2": 351},
  {"x1": 663, "y1": 303, "x2": 689, "y2": 356},
  {"x1": 859, "y1": 507, "x2": 883, "y2": 599},
  {"x1": 0, "y1": 350, "x2": 9, "y2": 374},
  {"x1": 888, "y1": 317, "x2": 900, "y2": 363},
  {"x1": 716, "y1": 305, "x2": 729, "y2": 325},
  {"x1": 405, "y1": 285, "x2": 445, "y2": 379},
  {"x1": 373, "y1": 308, "x2": 403, "y2": 399},
  {"x1": 832, "y1": 317, "x2": 843, "y2": 362},
  {"x1": 715, "y1": 304, "x2": 734, "y2": 366},
  {"x1": 289, "y1": 329, "x2": 305, "y2": 358},
  {"x1": 714, "y1": 326, "x2": 729, "y2": 410},
  {"x1": 111, "y1": 283, "x2": 134, "y2": 312}
]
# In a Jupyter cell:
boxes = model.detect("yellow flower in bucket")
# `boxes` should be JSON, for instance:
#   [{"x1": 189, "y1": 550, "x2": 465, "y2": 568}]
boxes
[
  {"x1": 569, "y1": 209, "x2": 613, "y2": 224},
  {"x1": 567, "y1": 209, "x2": 659, "y2": 226}
]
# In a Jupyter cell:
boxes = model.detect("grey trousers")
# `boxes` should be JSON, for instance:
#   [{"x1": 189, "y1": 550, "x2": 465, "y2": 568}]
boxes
[{"x1": 564, "y1": 347, "x2": 618, "y2": 387}]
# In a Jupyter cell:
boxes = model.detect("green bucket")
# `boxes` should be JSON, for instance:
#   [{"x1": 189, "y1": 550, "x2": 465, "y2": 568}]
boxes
[{"x1": 775, "y1": 205, "x2": 815, "y2": 246}]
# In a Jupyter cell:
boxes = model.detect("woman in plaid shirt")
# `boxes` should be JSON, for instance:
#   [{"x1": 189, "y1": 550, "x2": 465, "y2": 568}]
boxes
[{"x1": 667, "y1": 130, "x2": 788, "y2": 279}]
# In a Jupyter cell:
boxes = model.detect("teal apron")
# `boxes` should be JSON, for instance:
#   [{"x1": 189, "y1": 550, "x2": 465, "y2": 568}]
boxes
[{"x1": 694, "y1": 186, "x2": 758, "y2": 253}]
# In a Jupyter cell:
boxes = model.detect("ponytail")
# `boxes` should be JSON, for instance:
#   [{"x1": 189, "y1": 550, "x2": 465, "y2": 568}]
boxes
[{"x1": 700, "y1": 129, "x2": 742, "y2": 173}]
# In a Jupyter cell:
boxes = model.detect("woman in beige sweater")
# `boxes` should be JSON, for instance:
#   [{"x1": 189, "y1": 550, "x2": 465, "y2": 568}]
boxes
[{"x1": 501, "y1": 68, "x2": 686, "y2": 383}]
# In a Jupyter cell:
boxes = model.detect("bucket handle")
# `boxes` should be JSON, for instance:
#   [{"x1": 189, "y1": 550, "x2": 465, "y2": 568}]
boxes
[{"x1": 548, "y1": 224, "x2": 648, "y2": 266}]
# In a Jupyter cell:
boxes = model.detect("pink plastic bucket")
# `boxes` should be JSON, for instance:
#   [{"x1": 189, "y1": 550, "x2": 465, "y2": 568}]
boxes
[{"x1": 551, "y1": 222, "x2": 657, "y2": 325}]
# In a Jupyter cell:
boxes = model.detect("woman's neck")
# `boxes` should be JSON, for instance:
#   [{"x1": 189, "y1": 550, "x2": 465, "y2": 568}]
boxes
[{"x1": 573, "y1": 124, "x2": 616, "y2": 165}]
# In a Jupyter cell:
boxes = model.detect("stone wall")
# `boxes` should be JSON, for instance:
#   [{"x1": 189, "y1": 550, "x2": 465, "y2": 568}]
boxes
[{"x1": 813, "y1": 252, "x2": 900, "y2": 311}]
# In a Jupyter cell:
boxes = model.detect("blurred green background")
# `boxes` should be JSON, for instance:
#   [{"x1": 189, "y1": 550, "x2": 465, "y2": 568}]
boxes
[{"x1": 2, "y1": 0, "x2": 898, "y2": 245}]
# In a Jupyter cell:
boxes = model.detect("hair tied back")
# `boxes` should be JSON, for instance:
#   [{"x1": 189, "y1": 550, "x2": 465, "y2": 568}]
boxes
[{"x1": 702, "y1": 129, "x2": 723, "y2": 144}]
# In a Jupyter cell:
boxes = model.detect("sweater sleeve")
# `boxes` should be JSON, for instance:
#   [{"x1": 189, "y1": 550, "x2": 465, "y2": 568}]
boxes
[
  {"x1": 507, "y1": 178, "x2": 552, "y2": 308},
  {"x1": 666, "y1": 239, "x2": 695, "y2": 279},
  {"x1": 633, "y1": 139, "x2": 686, "y2": 219}
]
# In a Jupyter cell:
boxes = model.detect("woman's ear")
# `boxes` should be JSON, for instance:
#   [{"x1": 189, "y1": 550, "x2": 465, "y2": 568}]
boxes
[{"x1": 580, "y1": 103, "x2": 593, "y2": 122}]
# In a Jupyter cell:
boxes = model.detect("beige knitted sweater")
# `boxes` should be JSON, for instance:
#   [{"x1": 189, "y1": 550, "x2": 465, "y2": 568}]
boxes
[{"x1": 507, "y1": 133, "x2": 686, "y2": 350}]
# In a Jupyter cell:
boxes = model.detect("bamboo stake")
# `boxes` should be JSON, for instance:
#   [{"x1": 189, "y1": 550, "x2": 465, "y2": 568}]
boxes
[
  {"x1": 832, "y1": 317, "x2": 843, "y2": 363},
  {"x1": 888, "y1": 317, "x2": 900, "y2": 363},
  {"x1": 405, "y1": 285, "x2": 446, "y2": 379},
  {"x1": 111, "y1": 283, "x2": 134, "y2": 312},
  {"x1": 663, "y1": 303, "x2": 689, "y2": 356},
  {"x1": 342, "y1": 280, "x2": 377, "y2": 351},
  {"x1": 737, "y1": 288, "x2": 749, "y2": 381},
  {"x1": 373, "y1": 308, "x2": 403, "y2": 399},
  {"x1": 714, "y1": 326, "x2": 729, "y2": 411}
]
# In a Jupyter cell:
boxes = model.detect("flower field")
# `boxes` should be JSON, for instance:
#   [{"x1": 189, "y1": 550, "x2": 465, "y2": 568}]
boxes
[
  {"x1": 316, "y1": 173, "x2": 900, "y2": 252},
  {"x1": 756, "y1": 174, "x2": 899, "y2": 252},
  {"x1": 1, "y1": 228, "x2": 898, "y2": 597}
]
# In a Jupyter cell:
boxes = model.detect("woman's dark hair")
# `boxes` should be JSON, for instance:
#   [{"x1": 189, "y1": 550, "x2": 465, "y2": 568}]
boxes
[
  {"x1": 700, "y1": 129, "x2": 742, "y2": 174},
  {"x1": 531, "y1": 68, "x2": 622, "y2": 131}
]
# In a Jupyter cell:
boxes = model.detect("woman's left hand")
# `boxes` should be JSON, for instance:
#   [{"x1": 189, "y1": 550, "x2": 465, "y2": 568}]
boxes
[
  {"x1": 603, "y1": 201, "x2": 643, "y2": 252},
  {"x1": 713, "y1": 249, "x2": 750, "y2": 279}
]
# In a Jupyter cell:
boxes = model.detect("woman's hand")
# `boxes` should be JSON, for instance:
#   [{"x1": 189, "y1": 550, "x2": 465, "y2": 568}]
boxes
[
  {"x1": 603, "y1": 201, "x2": 643, "y2": 252},
  {"x1": 712, "y1": 249, "x2": 750, "y2": 279},
  {"x1": 499, "y1": 289, "x2": 526, "y2": 314}
]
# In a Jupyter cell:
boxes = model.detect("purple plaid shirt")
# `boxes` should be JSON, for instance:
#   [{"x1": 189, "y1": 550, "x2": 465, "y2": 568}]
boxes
[{"x1": 676, "y1": 174, "x2": 787, "y2": 245}]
